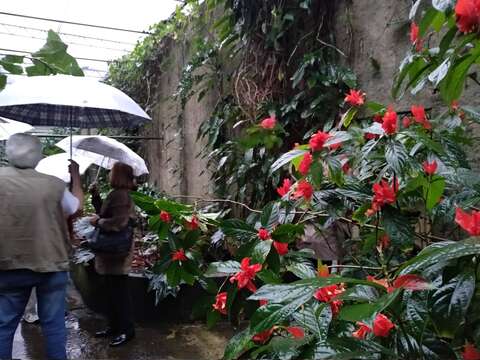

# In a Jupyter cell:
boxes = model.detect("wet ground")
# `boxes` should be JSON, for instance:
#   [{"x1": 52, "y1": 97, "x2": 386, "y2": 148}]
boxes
[{"x1": 13, "y1": 304, "x2": 233, "y2": 360}]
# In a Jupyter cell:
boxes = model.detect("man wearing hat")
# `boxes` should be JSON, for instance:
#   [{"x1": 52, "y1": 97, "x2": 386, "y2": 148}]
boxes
[{"x1": 0, "y1": 133, "x2": 83, "y2": 360}]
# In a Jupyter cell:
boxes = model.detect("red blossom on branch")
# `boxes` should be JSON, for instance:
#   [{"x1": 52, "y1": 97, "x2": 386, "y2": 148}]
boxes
[
  {"x1": 186, "y1": 216, "x2": 200, "y2": 230},
  {"x1": 455, "y1": 0, "x2": 480, "y2": 33},
  {"x1": 286, "y1": 326, "x2": 305, "y2": 339},
  {"x1": 260, "y1": 115, "x2": 276, "y2": 129},
  {"x1": 212, "y1": 292, "x2": 227, "y2": 315},
  {"x1": 367, "y1": 275, "x2": 393, "y2": 292},
  {"x1": 411, "y1": 105, "x2": 432, "y2": 129},
  {"x1": 392, "y1": 274, "x2": 432, "y2": 291},
  {"x1": 292, "y1": 180, "x2": 314, "y2": 201},
  {"x1": 352, "y1": 322, "x2": 371, "y2": 339},
  {"x1": 258, "y1": 228, "x2": 271, "y2": 240},
  {"x1": 423, "y1": 160, "x2": 438, "y2": 175},
  {"x1": 410, "y1": 22, "x2": 423, "y2": 51},
  {"x1": 372, "y1": 313, "x2": 395, "y2": 337},
  {"x1": 309, "y1": 131, "x2": 330, "y2": 151},
  {"x1": 344, "y1": 89, "x2": 365, "y2": 106},
  {"x1": 298, "y1": 152, "x2": 313, "y2": 175},
  {"x1": 314, "y1": 284, "x2": 345, "y2": 316},
  {"x1": 373, "y1": 114, "x2": 383, "y2": 123},
  {"x1": 369, "y1": 179, "x2": 398, "y2": 214},
  {"x1": 252, "y1": 327, "x2": 274, "y2": 344},
  {"x1": 463, "y1": 342, "x2": 480, "y2": 360},
  {"x1": 273, "y1": 241, "x2": 289, "y2": 256},
  {"x1": 455, "y1": 208, "x2": 480, "y2": 236},
  {"x1": 229, "y1": 257, "x2": 262, "y2": 292},
  {"x1": 171, "y1": 248, "x2": 188, "y2": 262},
  {"x1": 277, "y1": 178, "x2": 292, "y2": 197},
  {"x1": 382, "y1": 107, "x2": 398, "y2": 135},
  {"x1": 160, "y1": 210, "x2": 172, "y2": 223}
]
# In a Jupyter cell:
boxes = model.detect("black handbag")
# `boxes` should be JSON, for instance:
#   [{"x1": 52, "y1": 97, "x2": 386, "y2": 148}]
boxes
[{"x1": 89, "y1": 225, "x2": 133, "y2": 255}]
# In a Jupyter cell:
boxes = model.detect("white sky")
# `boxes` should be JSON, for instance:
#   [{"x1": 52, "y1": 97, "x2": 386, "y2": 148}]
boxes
[{"x1": 0, "y1": 0, "x2": 181, "y2": 79}]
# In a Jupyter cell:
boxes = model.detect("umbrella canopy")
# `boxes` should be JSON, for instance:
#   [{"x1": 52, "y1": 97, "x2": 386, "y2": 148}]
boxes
[
  {"x1": 0, "y1": 117, "x2": 34, "y2": 140},
  {"x1": 0, "y1": 75, "x2": 151, "y2": 128},
  {"x1": 36, "y1": 153, "x2": 93, "y2": 183},
  {"x1": 56, "y1": 135, "x2": 149, "y2": 177}
]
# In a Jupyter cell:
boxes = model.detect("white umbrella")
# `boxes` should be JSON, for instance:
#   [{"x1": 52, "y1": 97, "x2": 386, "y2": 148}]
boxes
[
  {"x1": 36, "y1": 153, "x2": 93, "y2": 183},
  {"x1": 56, "y1": 135, "x2": 149, "y2": 177},
  {"x1": 0, "y1": 117, "x2": 34, "y2": 140}
]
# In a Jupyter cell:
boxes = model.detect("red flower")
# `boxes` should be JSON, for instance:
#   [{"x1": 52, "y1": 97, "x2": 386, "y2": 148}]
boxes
[
  {"x1": 286, "y1": 326, "x2": 305, "y2": 339},
  {"x1": 186, "y1": 216, "x2": 200, "y2": 230},
  {"x1": 259, "y1": 299, "x2": 268, "y2": 306},
  {"x1": 160, "y1": 211, "x2": 172, "y2": 223},
  {"x1": 372, "y1": 180, "x2": 398, "y2": 210},
  {"x1": 379, "y1": 234, "x2": 390, "y2": 249},
  {"x1": 352, "y1": 322, "x2": 371, "y2": 339},
  {"x1": 273, "y1": 241, "x2": 289, "y2": 256},
  {"x1": 455, "y1": 208, "x2": 480, "y2": 236},
  {"x1": 372, "y1": 313, "x2": 395, "y2": 337},
  {"x1": 423, "y1": 160, "x2": 438, "y2": 175},
  {"x1": 410, "y1": 22, "x2": 423, "y2": 51},
  {"x1": 411, "y1": 105, "x2": 432, "y2": 130},
  {"x1": 314, "y1": 284, "x2": 345, "y2": 315},
  {"x1": 342, "y1": 161, "x2": 350, "y2": 174},
  {"x1": 364, "y1": 132, "x2": 379, "y2": 140},
  {"x1": 392, "y1": 274, "x2": 431, "y2": 291},
  {"x1": 277, "y1": 178, "x2": 292, "y2": 197},
  {"x1": 344, "y1": 89, "x2": 365, "y2": 106},
  {"x1": 367, "y1": 276, "x2": 394, "y2": 293},
  {"x1": 329, "y1": 141, "x2": 342, "y2": 151},
  {"x1": 212, "y1": 292, "x2": 227, "y2": 315},
  {"x1": 172, "y1": 248, "x2": 188, "y2": 262},
  {"x1": 258, "y1": 228, "x2": 270, "y2": 240},
  {"x1": 298, "y1": 152, "x2": 313, "y2": 175},
  {"x1": 260, "y1": 115, "x2": 276, "y2": 129},
  {"x1": 229, "y1": 257, "x2": 262, "y2": 292},
  {"x1": 402, "y1": 116, "x2": 411, "y2": 128},
  {"x1": 455, "y1": 0, "x2": 480, "y2": 33},
  {"x1": 382, "y1": 107, "x2": 397, "y2": 135},
  {"x1": 451, "y1": 100, "x2": 460, "y2": 111},
  {"x1": 292, "y1": 180, "x2": 314, "y2": 201},
  {"x1": 373, "y1": 114, "x2": 383, "y2": 123},
  {"x1": 309, "y1": 131, "x2": 330, "y2": 151},
  {"x1": 463, "y1": 342, "x2": 480, "y2": 360},
  {"x1": 252, "y1": 327, "x2": 274, "y2": 344},
  {"x1": 318, "y1": 264, "x2": 330, "y2": 277}
]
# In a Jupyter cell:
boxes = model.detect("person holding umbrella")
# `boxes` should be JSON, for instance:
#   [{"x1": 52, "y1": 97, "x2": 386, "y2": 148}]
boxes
[
  {"x1": 88, "y1": 162, "x2": 137, "y2": 347},
  {"x1": 0, "y1": 133, "x2": 83, "y2": 360}
]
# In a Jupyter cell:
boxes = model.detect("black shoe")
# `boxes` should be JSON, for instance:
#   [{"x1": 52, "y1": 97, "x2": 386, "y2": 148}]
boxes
[
  {"x1": 95, "y1": 328, "x2": 114, "y2": 338},
  {"x1": 109, "y1": 332, "x2": 135, "y2": 347}
]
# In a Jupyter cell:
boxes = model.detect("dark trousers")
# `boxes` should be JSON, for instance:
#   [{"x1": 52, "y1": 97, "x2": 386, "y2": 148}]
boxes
[{"x1": 104, "y1": 275, "x2": 134, "y2": 336}]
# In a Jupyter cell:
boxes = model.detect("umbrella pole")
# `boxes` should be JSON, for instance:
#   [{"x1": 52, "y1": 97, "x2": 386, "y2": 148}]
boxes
[{"x1": 94, "y1": 156, "x2": 105, "y2": 183}]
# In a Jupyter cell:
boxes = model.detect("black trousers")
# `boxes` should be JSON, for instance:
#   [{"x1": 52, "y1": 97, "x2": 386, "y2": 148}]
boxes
[{"x1": 104, "y1": 275, "x2": 135, "y2": 335}]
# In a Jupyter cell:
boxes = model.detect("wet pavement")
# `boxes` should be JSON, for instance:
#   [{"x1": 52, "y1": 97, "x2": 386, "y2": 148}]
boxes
[{"x1": 12, "y1": 307, "x2": 233, "y2": 360}]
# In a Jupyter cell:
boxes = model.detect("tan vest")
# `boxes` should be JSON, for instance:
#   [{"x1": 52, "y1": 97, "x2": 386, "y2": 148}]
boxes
[{"x1": 0, "y1": 167, "x2": 71, "y2": 272}]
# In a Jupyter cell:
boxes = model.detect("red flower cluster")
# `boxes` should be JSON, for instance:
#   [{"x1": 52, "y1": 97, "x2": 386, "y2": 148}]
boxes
[
  {"x1": 171, "y1": 248, "x2": 188, "y2": 262},
  {"x1": 212, "y1": 292, "x2": 227, "y2": 315},
  {"x1": 367, "y1": 180, "x2": 398, "y2": 215},
  {"x1": 402, "y1": 116, "x2": 411, "y2": 128},
  {"x1": 186, "y1": 216, "x2": 199, "y2": 230},
  {"x1": 410, "y1": 22, "x2": 423, "y2": 51},
  {"x1": 160, "y1": 210, "x2": 172, "y2": 223},
  {"x1": 411, "y1": 105, "x2": 431, "y2": 129},
  {"x1": 309, "y1": 131, "x2": 330, "y2": 151},
  {"x1": 298, "y1": 152, "x2": 313, "y2": 175},
  {"x1": 258, "y1": 228, "x2": 270, "y2": 240},
  {"x1": 352, "y1": 313, "x2": 395, "y2": 339},
  {"x1": 313, "y1": 284, "x2": 345, "y2": 315},
  {"x1": 229, "y1": 257, "x2": 262, "y2": 292},
  {"x1": 260, "y1": 115, "x2": 276, "y2": 130},
  {"x1": 344, "y1": 89, "x2": 365, "y2": 106},
  {"x1": 455, "y1": 0, "x2": 480, "y2": 33},
  {"x1": 292, "y1": 180, "x2": 314, "y2": 201},
  {"x1": 463, "y1": 342, "x2": 480, "y2": 360},
  {"x1": 423, "y1": 160, "x2": 437, "y2": 175},
  {"x1": 277, "y1": 178, "x2": 292, "y2": 197},
  {"x1": 455, "y1": 208, "x2": 480, "y2": 236},
  {"x1": 382, "y1": 107, "x2": 397, "y2": 135},
  {"x1": 273, "y1": 241, "x2": 289, "y2": 256}
]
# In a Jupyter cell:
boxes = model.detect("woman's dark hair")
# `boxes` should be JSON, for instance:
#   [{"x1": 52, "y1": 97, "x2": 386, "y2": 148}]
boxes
[{"x1": 110, "y1": 162, "x2": 135, "y2": 190}]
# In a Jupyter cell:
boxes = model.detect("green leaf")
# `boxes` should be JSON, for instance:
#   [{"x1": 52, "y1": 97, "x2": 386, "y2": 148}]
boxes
[
  {"x1": 338, "y1": 289, "x2": 400, "y2": 323},
  {"x1": 206, "y1": 309, "x2": 221, "y2": 328},
  {"x1": 404, "y1": 291, "x2": 429, "y2": 336},
  {"x1": 340, "y1": 108, "x2": 358, "y2": 128},
  {"x1": 271, "y1": 224, "x2": 305, "y2": 243},
  {"x1": 223, "y1": 328, "x2": 254, "y2": 360},
  {"x1": 385, "y1": 140, "x2": 408, "y2": 173},
  {"x1": 419, "y1": 8, "x2": 441, "y2": 36},
  {"x1": 252, "y1": 240, "x2": 273, "y2": 264},
  {"x1": 131, "y1": 191, "x2": 159, "y2": 214},
  {"x1": 166, "y1": 262, "x2": 181, "y2": 287},
  {"x1": 293, "y1": 303, "x2": 332, "y2": 341},
  {"x1": 221, "y1": 219, "x2": 257, "y2": 242},
  {"x1": 397, "y1": 240, "x2": 480, "y2": 275},
  {"x1": 423, "y1": 175, "x2": 445, "y2": 210},
  {"x1": 286, "y1": 261, "x2": 317, "y2": 279},
  {"x1": 260, "y1": 202, "x2": 280, "y2": 230},
  {"x1": 365, "y1": 102, "x2": 385, "y2": 113},
  {"x1": 204, "y1": 260, "x2": 241, "y2": 277},
  {"x1": 2, "y1": 55, "x2": 24, "y2": 63},
  {"x1": 0, "y1": 75, "x2": 6, "y2": 91},
  {"x1": 257, "y1": 269, "x2": 283, "y2": 284},
  {"x1": 0, "y1": 60, "x2": 23, "y2": 75},
  {"x1": 155, "y1": 198, "x2": 192, "y2": 214},
  {"x1": 431, "y1": 268, "x2": 475, "y2": 338},
  {"x1": 270, "y1": 149, "x2": 307, "y2": 173},
  {"x1": 382, "y1": 206, "x2": 415, "y2": 248}
]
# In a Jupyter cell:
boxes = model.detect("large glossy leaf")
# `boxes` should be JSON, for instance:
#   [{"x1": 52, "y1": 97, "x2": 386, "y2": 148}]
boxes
[
  {"x1": 223, "y1": 327, "x2": 254, "y2": 360},
  {"x1": 382, "y1": 206, "x2": 416, "y2": 247},
  {"x1": 204, "y1": 260, "x2": 241, "y2": 277},
  {"x1": 272, "y1": 223, "x2": 305, "y2": 243},
  {"x1": 270, "y1": 149, "x2": 307, "y2": 173},
  {"x1": 397, "y1": 240, "x2": 480, "y2": 275},
  {"x1": 432, "y1": 0, "x2": 455, "y2": 11},
  {"x1": 404, "y1": 291, "x2": 429, "y2": 336},
  {"x1": 252, "y1": 239, "x2": 272, "y2": 264},
  {"x1": 385, "y1": 140, "x2": 408, "y2": 173},
  {"x1": 286, "y1": 261, "x2": 317, "y2": 279},
  {"x1": 221, "y1": 219, "x2": 257, "y2": 242},
  {"x1": 260, "y1": 202, "x2": 280, "y2": 230},
  {"x1": 423, "y1": 175, "x2": 445, "y2": 211},
  {"x1": 431, "y1": 268, "x2": 475, "y2": 338}
]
